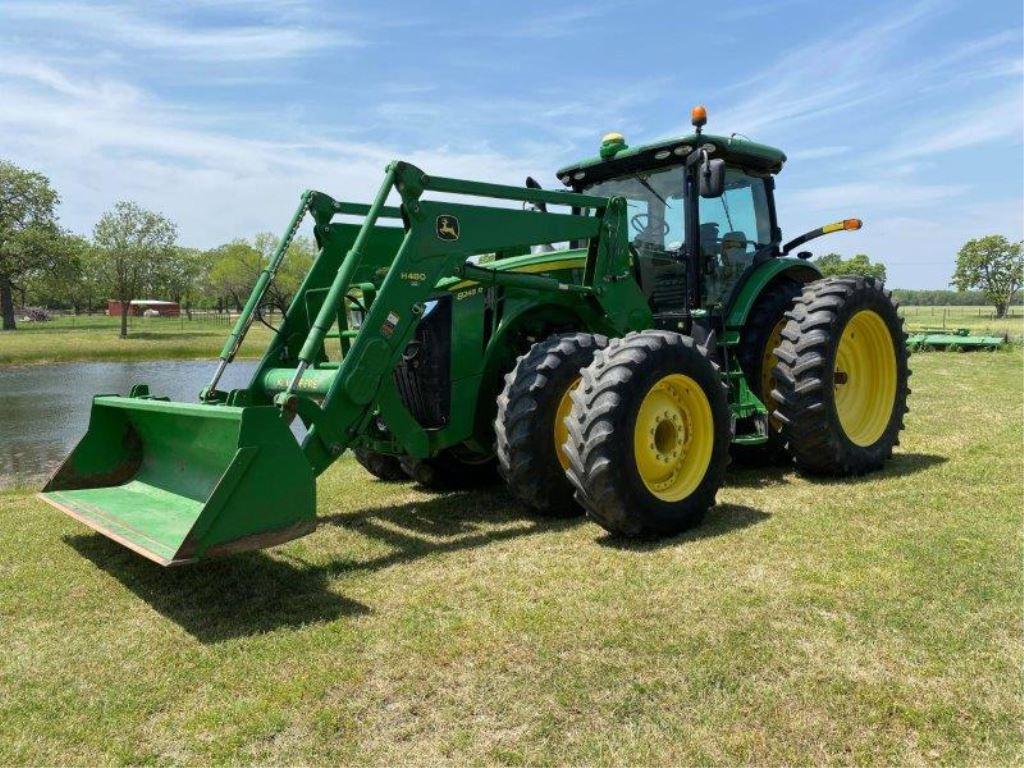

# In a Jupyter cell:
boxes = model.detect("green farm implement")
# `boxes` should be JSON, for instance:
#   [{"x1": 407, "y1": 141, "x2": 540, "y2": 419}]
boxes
[
  {"x1": 42, "y1": 106, "x2": 911, "y2": 565},
  {"x1": 906, "y1": 327, "x2": 1006, "y2": 352}
]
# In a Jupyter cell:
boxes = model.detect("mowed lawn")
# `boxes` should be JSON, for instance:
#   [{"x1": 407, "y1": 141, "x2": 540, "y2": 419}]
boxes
[
  {"x1": 0, "y1": 352, "x2": 1021, "y2": 765},
  {"x1": 0, "y1": 314, "x2": 274, "y2": 365}
]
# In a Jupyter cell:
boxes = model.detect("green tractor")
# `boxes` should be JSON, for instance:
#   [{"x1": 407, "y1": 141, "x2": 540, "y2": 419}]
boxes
[{"x1": 40, "y1": 106, "x2": 910, "y2": 564}]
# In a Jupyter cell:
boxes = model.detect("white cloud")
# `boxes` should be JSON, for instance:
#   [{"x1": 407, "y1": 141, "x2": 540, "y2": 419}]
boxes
[
  {"x1": 707, "y1": 2, "x2": 1022, "y2": 143},
  {"x1": 0, "y1": 58, "x2": 558, "y2": 245},
  {"x1": 475, "y1": 5, "x2": 613, "y2": 40},
  {"x1": 878, "y1": 90, "x2": 1023, "y2": 162},
  {"x1": 1, "y1": 2, "x2": 358, "y2": 61},
  {"x1": 711, "y1": 1, "x2": 940, "y2": 135}
]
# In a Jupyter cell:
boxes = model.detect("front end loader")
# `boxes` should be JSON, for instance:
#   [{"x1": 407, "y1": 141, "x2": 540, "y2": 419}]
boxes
[{"x1": 41, "y1": 106, "x2": 910, "y2": 564}]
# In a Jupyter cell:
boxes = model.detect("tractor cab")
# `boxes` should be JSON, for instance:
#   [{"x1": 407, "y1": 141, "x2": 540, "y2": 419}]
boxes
[{"x1": 555, "y1": 107, "x2": 787, "y2": 318}]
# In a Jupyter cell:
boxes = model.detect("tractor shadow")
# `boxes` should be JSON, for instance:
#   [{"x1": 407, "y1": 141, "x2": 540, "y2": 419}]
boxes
[
  {"x1": 65, "y1": 534, "x2": 370, "y2": 644},
  {"x1": 594, "y1": 503, "x2": 771, "y2": 552},
  {"x1": 315, "y1": 484, "x2": 585, "y2": 575},
  {"x1": 726, "y1": 451, "x2": 948, "y2": 490},
  {"x1": 62, "y1": 485, "x2": 576, "y2": 643},
  {"x1": 63, "y1": 482, "x2": 779, "y2": 641}
]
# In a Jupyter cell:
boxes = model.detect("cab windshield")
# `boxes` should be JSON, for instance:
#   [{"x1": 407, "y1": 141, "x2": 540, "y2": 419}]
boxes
[
  {"x1": 583, "y1": 166, "x2": 685, "y2": 258},
  {"x1": 582, "y1": 164, "x2": 774, "y2": 308},
  {"x1": 582, "y1": 167, "x2": 687, "y2": 313}
]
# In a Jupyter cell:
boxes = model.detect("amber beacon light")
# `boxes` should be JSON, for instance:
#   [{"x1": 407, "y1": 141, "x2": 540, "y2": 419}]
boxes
[{"x1": 690, "y1": 104, "x2": 708, "y2": 129}]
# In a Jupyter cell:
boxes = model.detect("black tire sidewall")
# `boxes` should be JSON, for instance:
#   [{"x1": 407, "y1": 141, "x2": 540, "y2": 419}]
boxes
[
  {"x1": 496, "y1": 332, "x2": 607, "y2": 514},
  {"x1": 610, "y1": 337, "x2": 730, "y2": 535},
  {"x1": 823, "y1": 284, "x2": 909, "y2": 462},
  {"x1": 773, "y1": 276, "x2": 911, "y2": 476}
]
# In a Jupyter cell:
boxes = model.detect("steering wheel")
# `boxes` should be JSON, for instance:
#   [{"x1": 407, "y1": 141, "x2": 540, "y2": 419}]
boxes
[{"x1": 630, "y1": 212, "x2": 671, "y2": 236}]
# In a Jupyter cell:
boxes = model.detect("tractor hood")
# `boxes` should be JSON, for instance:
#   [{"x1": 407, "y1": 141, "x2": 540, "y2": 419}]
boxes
[{"x1": 556, "y1": 132, "x2": 786, "y2": 189}]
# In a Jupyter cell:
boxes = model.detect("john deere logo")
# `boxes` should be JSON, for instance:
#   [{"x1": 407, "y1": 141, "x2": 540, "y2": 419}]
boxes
[{"x1": 436, "y1": 215, "x2": 460, "y2": 241}]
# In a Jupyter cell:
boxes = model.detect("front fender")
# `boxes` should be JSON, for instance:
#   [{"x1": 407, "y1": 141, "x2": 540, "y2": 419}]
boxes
[{"x1": 724, "y1": 257, "x2": 821, "y2": 332}]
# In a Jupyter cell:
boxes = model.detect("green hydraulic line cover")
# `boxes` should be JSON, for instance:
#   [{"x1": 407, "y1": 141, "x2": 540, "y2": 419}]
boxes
[
  {"x1": 424, "y1": 174, "x2": 609, "y2": 209},
  {"x1": 262, "y1": 367, "x2": 336, "y2": 395},
  {"x1": 459, "y1": 262, "x2": 594, "y2": 294}
]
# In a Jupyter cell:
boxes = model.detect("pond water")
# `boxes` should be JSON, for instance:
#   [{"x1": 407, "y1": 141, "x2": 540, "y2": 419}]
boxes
[{"x1": 0, "y1": 360, "x2": 268, "y2": 486}]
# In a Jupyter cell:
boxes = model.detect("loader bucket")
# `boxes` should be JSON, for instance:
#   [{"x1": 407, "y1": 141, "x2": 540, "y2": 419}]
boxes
[{"x1": 39, "y1": 396, "x2": 316, "y2": 566}]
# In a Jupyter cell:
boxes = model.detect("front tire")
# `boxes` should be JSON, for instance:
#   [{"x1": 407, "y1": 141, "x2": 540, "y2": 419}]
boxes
[
  {"x1": 495, "y1": 332, "x2": 608, "y2": 517},
  {"x1": 564, "y1": 331, "x2": 731, "y2": 538},
  {"x1": 772, "y1": 276, "x2": 910, "y2": 475}
]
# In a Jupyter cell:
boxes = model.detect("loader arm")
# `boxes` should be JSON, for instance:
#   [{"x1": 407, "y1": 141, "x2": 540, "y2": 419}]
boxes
[
  {"x1": 262, "y1": 161, "x2": 644, "y2": 475},
  {"x1": 40, "y1": 160, "x2": 647, "y2": 564}
]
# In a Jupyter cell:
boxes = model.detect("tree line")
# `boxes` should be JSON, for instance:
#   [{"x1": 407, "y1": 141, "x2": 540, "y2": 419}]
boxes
[
  {"x1": 812, "y1": 251, "x2": 1022, "y2": 311},
  {"x1": 0, "y1": 160, "x2": 314, "y2": 336}
]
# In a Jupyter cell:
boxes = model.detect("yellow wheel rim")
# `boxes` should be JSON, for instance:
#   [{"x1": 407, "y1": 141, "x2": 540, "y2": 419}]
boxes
[
  {"x1": 761, "y1": 318, "x2": 787, "y2": 423},
  {"x1": 834, "y1": 310, "x2": 897, "y2": 447},
  {"x1": 632, "y1": 374, "x2": 714, "y2": 502},
  {"x1": 554, "y1": 377, "x2": 579, "y2": 471}
]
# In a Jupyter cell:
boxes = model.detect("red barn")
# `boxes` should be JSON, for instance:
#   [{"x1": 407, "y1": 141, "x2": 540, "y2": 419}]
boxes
[{"x1": 106, "y1": 299, "x2": 181, "y2": 317}]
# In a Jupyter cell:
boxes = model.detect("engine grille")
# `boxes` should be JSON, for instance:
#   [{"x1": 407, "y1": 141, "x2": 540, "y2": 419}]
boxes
[{"x1": 393, "y1": 296, "x2": 452, "y2": 429}]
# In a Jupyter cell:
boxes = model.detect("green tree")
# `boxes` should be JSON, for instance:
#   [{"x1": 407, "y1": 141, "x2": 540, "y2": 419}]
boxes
[
  {"x1": 207, "y1": 234, "x2": 315, "y2": 318},
  {"x1": 207, "y1": 240, "x2": 262, "y2": 312},
  {"x1": 0, "y1": 160, "x2": 60, "y2": 330},
  {"x1": 25, "y1": 233, "x2": 96, "y2": 313},
  {"x1": 93, "y1": 201, "x2": 178, "y2": 338},
  {"x1": 253, "y1": 232, "x2": 315, "y2": 315},
  {"x1": 155, "y1": 246, "x2": 204, "y2": 319},
  {"x1": 951, "y1": 235, "x2": 1023, "y2": 318},
  {"x1": 814, "y1": 252, "x2": 887, "y2": 282}
]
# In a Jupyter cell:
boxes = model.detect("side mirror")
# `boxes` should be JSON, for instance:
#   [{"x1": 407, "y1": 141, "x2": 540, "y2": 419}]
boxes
[{"x1": 699, "y1": 157, "x2": 725, "y2": 198}]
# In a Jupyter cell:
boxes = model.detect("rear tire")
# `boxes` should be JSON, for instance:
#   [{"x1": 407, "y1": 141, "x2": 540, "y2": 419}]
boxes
[
  {"x1": 495, "y1": 332, "x2": 608, "y2": 517},
  {"x1": 734, "y1": 277, "x2": 804, "y2": 465},
  {"x1": 354, "y1": 448, "x2": 407, "y2": 482},
  {"x1": 564, "y1": 331, "x2": 731, "y2": 538},
  {"x1": 399, "y1": 448, "x2": 498, "y2": 490},
  {"x1": 772, "y1": 276, "x2": 910, "y2": 475}
]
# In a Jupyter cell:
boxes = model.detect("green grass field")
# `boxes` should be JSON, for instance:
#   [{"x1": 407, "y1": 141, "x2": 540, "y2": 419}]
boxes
[
  {"x1": 0, "y1": 306, "x2": 1020, "y2": 365},
  {"x1": 0, "y1": 314, "x2": 274, "y2": 365},
  {"x1": 1, "y1": 351, "x2": 1021, "y2": 765}
]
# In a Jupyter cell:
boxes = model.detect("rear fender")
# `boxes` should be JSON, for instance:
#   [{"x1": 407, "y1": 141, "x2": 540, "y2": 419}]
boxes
[{"x1": 724, "y1": 257, "x2": 821, "y2": 334}]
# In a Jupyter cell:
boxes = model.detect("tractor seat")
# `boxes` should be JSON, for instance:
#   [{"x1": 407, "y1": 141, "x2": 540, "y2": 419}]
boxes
[{"x1": 721, "y1": 231, "x2": 750, "y2": 264}]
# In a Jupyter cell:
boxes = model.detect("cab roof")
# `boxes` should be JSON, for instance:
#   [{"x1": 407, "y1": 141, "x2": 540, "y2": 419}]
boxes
[{"x1": 555, "y1": 132, "x2": 787, "y2": 189}]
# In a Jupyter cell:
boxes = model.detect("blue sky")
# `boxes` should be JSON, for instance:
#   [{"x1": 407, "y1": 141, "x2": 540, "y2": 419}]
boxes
[{"x1": 0, "y1": 0, "x2": 1021, "y2": 288}]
